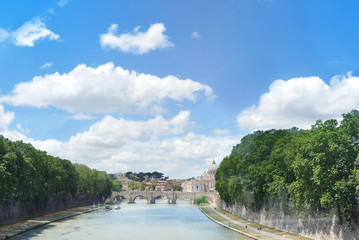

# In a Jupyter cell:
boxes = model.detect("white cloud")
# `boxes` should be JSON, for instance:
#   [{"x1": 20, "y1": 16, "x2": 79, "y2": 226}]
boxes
[
  {"x1": 16, "y1": 124, "x2": 30, "y2": 134},
  {"x1": 57, "y1": 0, "x2": 69, "y2": 7},
  {"x1": 69, "y1": 111, "x2": 192, "y2": 146},
  {"x1": 212, "y1": 129, "x2": 230, "y2": 135},
  {"x1": 0, "y1": 28, "x2": 9, "y2": 42},
  {"x1": 1, "y1": 62, "x2": 214, "y2": 114},
  {"x1": 237, "y1": 73, "x2": 359, "y2": 130},
  {"x1": 0, "y1": 105, "x2": 32, "y2": 143},
  {"x1": 40, "y1": 62, "x2": 53, "y2": 69},
  {"x1": 191, "y1": 32, "x2": 200, "y2": 38},
  {"x1": 12, "y1": 18, "x2": 60, "y2": 47},
  {"x1": 0, "y1": 105, "x2": 14, "y2": 131},
  {"x1": 0, "y1": 110, "x2": 241, "y2": 178},
  {"x1": 72, "y1": 113, "x2": 94, "y2": 120},
  {"x1": 99, "y1": 23, "x2": 174, "y2": 54},
  {"x1": 33, "y1": 129, "x2": 240, "y2": 179}
]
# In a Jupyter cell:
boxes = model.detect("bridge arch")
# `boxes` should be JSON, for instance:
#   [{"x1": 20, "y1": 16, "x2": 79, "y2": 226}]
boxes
[
  {"x1": 111, "y1": 194, "x2": 127, "y2": 203},
  {"x1": 109, "y1": 191, "x2": 218, "y2": 204},
  {"x1": 132, "y1": 194, "x2": 147, "y2": 202}
]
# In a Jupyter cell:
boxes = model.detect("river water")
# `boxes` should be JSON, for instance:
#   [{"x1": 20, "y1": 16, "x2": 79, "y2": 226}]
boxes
[{"x1": 13, "y1": 200, "x2": 251, "y2": 240}]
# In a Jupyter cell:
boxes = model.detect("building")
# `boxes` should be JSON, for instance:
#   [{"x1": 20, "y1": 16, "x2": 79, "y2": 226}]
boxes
[
  {"x1": 181, "y1": 160, "x2": 219, "y2": 193},
  {"x1": 114, "y1": 173, "x2": 131, "y2": 190}
]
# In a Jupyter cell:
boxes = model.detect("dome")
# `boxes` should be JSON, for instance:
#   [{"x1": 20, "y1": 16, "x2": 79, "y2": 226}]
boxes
[{"x1": 208, "y1": 160, "x2": 219, "y2": 175}]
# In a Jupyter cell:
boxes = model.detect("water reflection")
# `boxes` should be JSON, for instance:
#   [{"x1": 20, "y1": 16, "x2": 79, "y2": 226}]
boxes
[{"x1": 13, "y1": 200, "x2": 251, "y2": 240}]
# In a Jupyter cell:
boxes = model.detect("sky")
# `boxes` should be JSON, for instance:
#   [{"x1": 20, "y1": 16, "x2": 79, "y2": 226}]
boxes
[{"x1": 1, "y1": 0, "x2": 359, "y2": 178}]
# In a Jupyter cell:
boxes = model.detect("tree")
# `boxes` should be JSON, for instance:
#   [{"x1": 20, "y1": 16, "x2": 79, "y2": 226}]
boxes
[
  {"x1": 112, "y1": 179, "x2": 123, "y2": 192},
  {"x1": 150, "y1": 182, "x2": 157, "y2": 190},
  {"x1": 172, "y1": 185, "x2": 182, "y2": 191},
  {"x1": 151, "y1": 171, "x2": 164, "y2": 180},
  {"x1": 289, "y1": 117, "x2": 359, "y2": 224},
  {"x1": 129, "y1": 180, "x2": 139, "y2": 190},
  {"x1": 215, "y1": 111, "x2": 359, "y2": 225},
  {"x1": 0, "y1": 136, "x2": 115, "y2": 205},
  {"x1": 195, "y1": 196, "x2": 208, "y2": 205},
  {"x1": 140, "y1": 181, "x2": 146, "y2": 190}
]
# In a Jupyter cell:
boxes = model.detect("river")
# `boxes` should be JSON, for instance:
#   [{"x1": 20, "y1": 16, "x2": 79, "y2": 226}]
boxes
[{"x1": 12, "y1": 200, "x2": 251, "y2": 240}]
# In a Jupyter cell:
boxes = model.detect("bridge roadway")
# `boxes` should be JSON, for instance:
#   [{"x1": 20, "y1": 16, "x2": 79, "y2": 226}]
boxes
[{"x1": 110, "y1": 190, "x2": 218, "y2": 204}]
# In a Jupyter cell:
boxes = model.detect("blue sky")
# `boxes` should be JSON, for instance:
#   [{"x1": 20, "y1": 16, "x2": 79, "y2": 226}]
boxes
[{"x1": 1, "y1": 0, "x2": 359, "y2": 178}]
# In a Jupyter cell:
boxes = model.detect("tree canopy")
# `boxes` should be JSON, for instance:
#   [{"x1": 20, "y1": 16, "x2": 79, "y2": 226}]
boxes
[
  {"x1": 125, "y1": 171, "x2": 166, "y2": 181},
  {"x1": 215, "y1": 110, "x2": 359, "y2": 225},
  {"x1": 0, "y1": 136, "x2": 114, "y2": 205}
]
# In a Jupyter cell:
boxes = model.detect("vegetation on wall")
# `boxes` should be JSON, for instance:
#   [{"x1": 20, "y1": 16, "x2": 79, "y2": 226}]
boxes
[
  {"x1": 0, "y1": 137, "x2": 114, "y2": 205},
  {"x1": 195, "y1": 196, "x2": 208, "y2": 205},
  {"x1": 215, "y1": 110, "x2": 359, "y2": 225}
]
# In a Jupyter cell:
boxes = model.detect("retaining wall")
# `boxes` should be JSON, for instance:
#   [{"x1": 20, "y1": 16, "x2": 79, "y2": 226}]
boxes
[
  {"x1": 0, "y1": 196, "x2": 102, "y2": 226},
  {"x1": 218, "y1": 201, "x2": 359, "y2": 240}
]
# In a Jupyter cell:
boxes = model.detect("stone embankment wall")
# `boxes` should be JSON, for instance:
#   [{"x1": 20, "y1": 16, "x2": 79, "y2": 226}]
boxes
[
  {"x1": 0, "y1": 196, "x2": 102, "y2": 226},
  {"x1": 217, "y1": 201, "x2": 358, "y2": 240}
]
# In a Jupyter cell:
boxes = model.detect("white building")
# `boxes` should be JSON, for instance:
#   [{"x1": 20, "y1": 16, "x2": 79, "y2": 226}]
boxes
[{"x1": 181, "y1": 160, "x2": 219, "y2": 193}]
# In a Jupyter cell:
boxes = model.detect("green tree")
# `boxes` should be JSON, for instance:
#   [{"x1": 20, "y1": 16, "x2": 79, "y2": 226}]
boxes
[
  {"x1": 129, "y1": 180, "x2": 139, "y2": 190},
  {"x1": 140, "y1": 181, "x2": 146, "y2": 190},
  {"x1": 195, "y1": 196, "x2": 208, "y2": 205},
  {"x1": 112, "y1": 179, "x2": 123, "y2": 192},
  {"x1": 172, "y1": 185, "x2": 182, "y2": 191},
  {"x1": 289, "y1": 117, "x2": 358, "y2": 224},
  {"x1": 150, "y1": 182, "x2": 157, "y2": 190}
]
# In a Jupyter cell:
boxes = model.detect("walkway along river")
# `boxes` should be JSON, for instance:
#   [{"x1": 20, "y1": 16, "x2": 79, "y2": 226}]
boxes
[{"x1": 11, "y1": 200, "x2": 252, "y2": 240}]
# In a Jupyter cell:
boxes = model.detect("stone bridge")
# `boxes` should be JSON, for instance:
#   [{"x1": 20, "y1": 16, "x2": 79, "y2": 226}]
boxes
[{"x1": 109, "y1": 190, "x2": 218, "y2": 204}]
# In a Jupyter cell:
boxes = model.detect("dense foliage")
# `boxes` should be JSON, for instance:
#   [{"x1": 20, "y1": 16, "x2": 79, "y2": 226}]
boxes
[
  {"x1": 195, "y1": 196, "x2": 208, "y2": 205},
  {"x1": 0, "y1": 137, "x2": 114, "y2": 205},
  {"x1": 172, "y1": 185, "x2": 182, "y2": 191},
  {"x1": 215, "y1": 110, "x2": 359, "y2": 225},
  {"x1": 128, "y1": 180, "x2": 139, "y2": 190},
  {"x1": 112, "y1": 179, "x2": 123, "y2": 192},
  {"x1": 125, "y1": 171, "x2": 168, "y2": 181}
]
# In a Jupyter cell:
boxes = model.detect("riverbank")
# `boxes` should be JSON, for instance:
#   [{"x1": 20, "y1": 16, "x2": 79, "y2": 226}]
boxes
[
  {"x1": 0, "y1": 205, "x2": 100, "y2": 239},
  {"x1": 200, "y1": 205, "x2": 312, "y2": 240}
]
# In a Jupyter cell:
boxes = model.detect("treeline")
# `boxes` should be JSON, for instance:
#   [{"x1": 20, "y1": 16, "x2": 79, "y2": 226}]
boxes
[
  {"x1": 215, "y1": 110, "x2": 359, "y2": 225},
  {"x1": 125, "y1": 171, "x2": 168, "y2": 181},
  {"x1": 0, "y1": 136, "x2": 114, "y2": 205}
]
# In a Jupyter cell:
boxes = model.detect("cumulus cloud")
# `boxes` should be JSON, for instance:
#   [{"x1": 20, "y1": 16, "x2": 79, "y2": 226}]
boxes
[
  {"x1": 237, "y1": 73, "x2": 359, "y2": 130},
  {"x1": 0, "y1": 110, "x2": 241, "y2": 178},
  {"x1": 12, "y1": 18, "x2": 60, "y2": 47},
  {"x1": 34, "y1": 131, "x2": 239, "y2": 179},
  {"x1": 212, "y1": 129, "x2": 230, "y2": 135},
  {"x1": 0, "y1": 105, "x2": 14, "y2": 131},
  {"x1": 0, "y1": 109, "x2": 239, "y2": 178},
  {"x1": 72, "y1": 113, "x2": 94, "y2": 120},
  {"x1": 0, "y1": 105, "x2": 33, "y2": 143},
  {"x1": 69, "y1": 111, "x2": 192, "y2": 146},
  {"x1": 99, "y1": 23, "x2": 174, "y2": 54},
  {"x1": 0, "y1": 28, "x2": 9, "y2": 42},
  {"x1": 40, "y1": 62, "x2": 53, "y2": 69},
  {"x1": 0, "y1": 62, "x2": 214, "y2": 114}
]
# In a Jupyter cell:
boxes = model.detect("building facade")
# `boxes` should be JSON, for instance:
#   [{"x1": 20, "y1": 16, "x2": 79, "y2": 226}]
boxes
[{"x1": 181, "y1": 160, "x2": 219, "y2": 193}]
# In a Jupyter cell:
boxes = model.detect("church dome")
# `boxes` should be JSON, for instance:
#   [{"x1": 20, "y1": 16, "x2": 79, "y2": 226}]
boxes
[{"x1": 208, "y1": 160, "x2": 219, "y2": 175}]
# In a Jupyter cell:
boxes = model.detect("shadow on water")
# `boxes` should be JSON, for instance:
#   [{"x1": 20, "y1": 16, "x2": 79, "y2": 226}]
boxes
[
  {"x1": 11, "y1": 213, "x2": 86, "y2": 240},
  {"x1": 12, "y1": 223, "x2": 57, "y2": 240}
]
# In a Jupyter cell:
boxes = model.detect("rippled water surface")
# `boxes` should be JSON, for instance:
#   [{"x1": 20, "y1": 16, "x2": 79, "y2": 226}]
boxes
[{"x1": 14, "y1": 200, "x2": 251, "y2": 240}]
